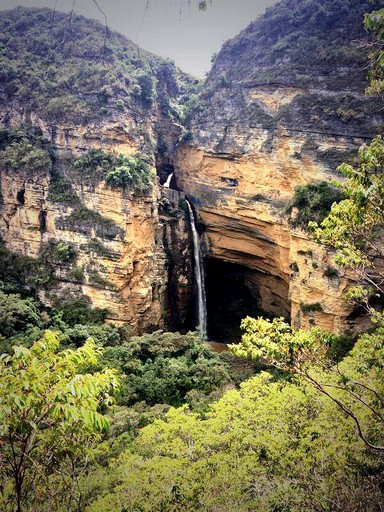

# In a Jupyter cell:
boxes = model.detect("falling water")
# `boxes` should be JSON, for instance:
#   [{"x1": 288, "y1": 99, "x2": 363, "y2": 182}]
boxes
[
  {"x1": 186, "y1": 200, "x2": 207, "y2": 339},
  {"x1": 163, "y1": 173, "x2": 173, "y2": 188}
]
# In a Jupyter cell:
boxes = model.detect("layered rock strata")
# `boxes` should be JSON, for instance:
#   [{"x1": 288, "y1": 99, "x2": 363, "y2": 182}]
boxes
[{"x1": 175, "y1": 0, "x2": 383, "y2": 333}]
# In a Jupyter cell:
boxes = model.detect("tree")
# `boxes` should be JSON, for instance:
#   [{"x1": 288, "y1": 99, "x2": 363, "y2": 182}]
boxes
[
  {"x1": 230, "y1": 316, "x2": 384, "y2": 453},
  {"x1": 309, "y1": 135, "x2": 384, "y2": 317},
  {"x1": 0, "y1": 331, "x2": 119, "y2": 512}
]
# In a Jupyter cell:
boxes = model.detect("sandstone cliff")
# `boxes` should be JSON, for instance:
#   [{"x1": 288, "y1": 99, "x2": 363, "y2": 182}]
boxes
[
  {"x1": 175, "y1": 0, "x2": 383, "y2": 334},
  {"x1": 0, "y1": 8, "x2": 195, "y2": 333},
  {"x1": 1, "y1": 2, "x2": 382, "y2": 337}
]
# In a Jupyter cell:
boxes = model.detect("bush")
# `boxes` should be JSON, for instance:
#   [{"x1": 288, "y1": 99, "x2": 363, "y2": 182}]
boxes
[
  {"x1": 105, "y1": 156, "x2": 154, "y2": 192},
  {"x1": 48, "y1": 175, "x2": 80, "y2": 204},
  {"x1": 70, "y1": 266, "x2": 85, "y2": 281},
  {"x1": 0, "y1": 290, "x2": 42, "y2": 338},
  {"x1": 300, "y1": 302, "x2": 324, "y2": 313},
  {"x1": 57, "y1": 206, "x2": 124, "y2": 240},
  {"x1": 74, "y1": 149, "x2": 154, "y2": 193},
  {"x1": 286, "y1": 181, "x2": 345, "y2": 230},
  {"x1": 41, "y1": 241, "x2": 77, "y2": 264},
  {"x1": 0, "y1": 129, "x2": 52, "y2": 172}
]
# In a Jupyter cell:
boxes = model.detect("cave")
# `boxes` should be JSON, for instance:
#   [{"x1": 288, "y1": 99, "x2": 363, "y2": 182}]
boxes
[
  {"x1": 17, "y1": 188, "x2": 25, "y2": 205},
  {"x1": 205, "y1": 258, "x2": 280, "y2": 342},
  {"x1": 39, "y1": 210, "x2": 47, "y2": 232}
]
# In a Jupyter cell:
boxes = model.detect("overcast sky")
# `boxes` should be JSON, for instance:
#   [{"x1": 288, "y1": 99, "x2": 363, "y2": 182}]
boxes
[{"x1": 0, "y1": 0, "x2": 279, "y2": 76}]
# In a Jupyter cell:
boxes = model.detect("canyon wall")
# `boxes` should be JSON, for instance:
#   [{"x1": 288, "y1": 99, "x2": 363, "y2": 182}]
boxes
[
  {"x1": 0, "y1": 8, "x2": 194, "y2": 333},
  {"x1": 1, "y1": 2, "x2": 383, "y2": 336},
  {"x1": 175, "y1": 0, "x2": 383, "y2": 334}
]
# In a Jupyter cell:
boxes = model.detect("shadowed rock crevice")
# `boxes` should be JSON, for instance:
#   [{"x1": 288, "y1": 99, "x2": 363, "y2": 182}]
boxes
[{"x1": 205, "y1": 258, "x2": 290, "y2": 342}]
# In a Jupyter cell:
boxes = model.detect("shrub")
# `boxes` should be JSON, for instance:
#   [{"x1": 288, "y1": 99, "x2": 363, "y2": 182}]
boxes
[
  {"x1": 70, "y1": 266, "x2": 85, "y2": 281},
  {"x1": 0, "y1": 129, "x2": 52, "y2": 171},
  {"x1": 286, "y1": 181, "x2": 345, "y2": 230},
  {"x1": 88, "y1": 270, "x2": 116, "y2": 289},
  {"x1": 99, "y1": 331, "x2": 232, "y2": 407},
  {"x1": 48, "y1": 175, "x2": 80, "y2": 204},
  {"x1": 74, "y1": 149, "x2": 154, "y2": 193},
  {"x1": 57, "y1": 206, "x2": 124, "y2": 240},
  {"x1": 0, "y1": 290, "x2": 42, "y2": 338},
  {"x1": 105, "y1": 156, "x2": 154, "y2": 192},
  {"x1": 41, "y1": 241, "x2": 77, "y2": 264},
  {"x1": 300, "y1": 302, "x2": 324, "y2": 313}
]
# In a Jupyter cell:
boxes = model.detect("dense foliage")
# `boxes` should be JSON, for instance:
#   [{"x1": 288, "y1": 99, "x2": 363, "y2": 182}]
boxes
[
  {"x1": 1, "y1": 2, "x2": 384, "y2": 511},
  {"x1": 0, "y1": 332, "x2": 119, "y2": 512},
  {"x1": 211, "y1": 0, "x2": 375, "y2": 88},
  {"x1": 73, "y1": 148, "x2": 155, "y2": 192},
  {"x1": 0, "y1": 128, "x2": 52, "y2": 171},
  {"x1": 98, "y1": 331, "x2": 231, "y2": 407},
  {"x1": 286, "y1": 181, "x2": 345, "y2": 230},
  {"x1": 0, "y1": 7, "x2": 199, "y2": 123},
  {"x1": 0, "y1": 280, "x2": 234, "y2": 511},
  {"x1": 85, "y1": 335, "x2": 384, "y2": 511},
  {"x1": 310, "y1": 135, "x2": 384, "y2": 314}
]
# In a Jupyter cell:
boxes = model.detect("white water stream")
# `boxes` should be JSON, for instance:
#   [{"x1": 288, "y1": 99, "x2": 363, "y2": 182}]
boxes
[
  {"x1": 163, "y1": 173, "x2": 173, "y2": 188},
  {"x1": 186, "y1": 200, "x2": 207, "y2": 339}
]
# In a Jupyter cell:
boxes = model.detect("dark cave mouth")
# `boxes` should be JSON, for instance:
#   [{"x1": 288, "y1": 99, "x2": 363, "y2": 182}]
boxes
[{"x1": 205, "y1": 258, "x2": 277, "y2": 343}]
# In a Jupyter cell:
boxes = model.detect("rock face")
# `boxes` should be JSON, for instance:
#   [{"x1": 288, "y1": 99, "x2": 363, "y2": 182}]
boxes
[
  {"x1": 0, "y1": 8, "x2": 194, "y2": 333},
  {"x1": 175, "y1": 0, "x2": 383, "y2": 334},
  {"x1": 1, "y1": 2, "x2": 383, "y2": 336}
]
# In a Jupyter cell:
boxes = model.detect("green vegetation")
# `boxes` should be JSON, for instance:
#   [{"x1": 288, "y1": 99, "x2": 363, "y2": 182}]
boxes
[
  {"x1": 73, "y1": 148, "x2": 155, "y2": 193},
  {"x1": 99, "y1": 331, "x2": 231, "y2": 408},
  {"x1": 0, "y1": 128, "x2": 52, "y2": 172},
  {"x1": 88, "y1": 270, "x2": 116, "y2": 290},
  {"x1": 297, "y1": 249, "x2": 313, "y2": 257},
  {"x1": 0, "y1": 332, "x2": 119, "y2": 512},
  {"x1": 310, "y1": 136, "x2": 384, "y2": 314},
  {"x1": 57, "y1": 206, "x2": 124, "y2": 240},
  {"x1": 300, "y1": 301, "x2": 323, "y2": 313},
  {"x1": 0, "y1": 7, "x2": 199, "y2": 125},
  {"x1": 0, "y1": 2, "x2": 383, "y2": 511},
  {"x1": 214, "y1": 0, "x2": 375, "y2": 89},
  {"x1": 69, "y1": 266, "x2": 85, "y2": 281},
  {"x1": 84, "y1": 326, "x2": 384, "y2": 511},
  {"x1": 286, "y1": 181, "x2": 345, "y2": 230},
  {"x1": 41, "y1": 241, "x2": 77, "y2": 264},
  {"x1": 365, "y1": 7, "x2": 384, "y2": 94},
  {"x1": 48, "y1": 174, "x2": 80, "y2": 204},
  {"x1": 105, "y1": 155, "x2": 155, "y2": 192},
  {"x1": 0, "y1": 290, "x2": 41, "y2": 339},
  {"x1": 54, "y1": 297, "x2": 109, "y2": 328}
]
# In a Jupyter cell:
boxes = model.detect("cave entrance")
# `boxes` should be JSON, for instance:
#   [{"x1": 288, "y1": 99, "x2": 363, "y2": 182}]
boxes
[{"x1": 205, "y1": 258, "x2": 290, "y2": 343}]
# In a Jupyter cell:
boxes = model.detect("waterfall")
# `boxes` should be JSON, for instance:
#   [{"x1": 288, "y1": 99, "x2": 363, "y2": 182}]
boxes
[
  {"x1": 186, "y1": 200, "x2": 207, "y2": 339},
  {"x1": 163, "y1": 173, "x2": 173, "y2": 188}
]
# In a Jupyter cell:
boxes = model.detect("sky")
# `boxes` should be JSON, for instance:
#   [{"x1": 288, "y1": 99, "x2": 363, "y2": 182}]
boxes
[{"x1": 0, "y1": 0, "x2": 279, "y2": 76}]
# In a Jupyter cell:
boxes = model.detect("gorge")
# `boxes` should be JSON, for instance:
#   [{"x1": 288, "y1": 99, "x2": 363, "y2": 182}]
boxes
[
  {"x1": 1, "y1": 1, "x2": 384, "y2": 510},
  {"x1": 0, "y1": 0, "x2": 382, "y2": 340}
]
